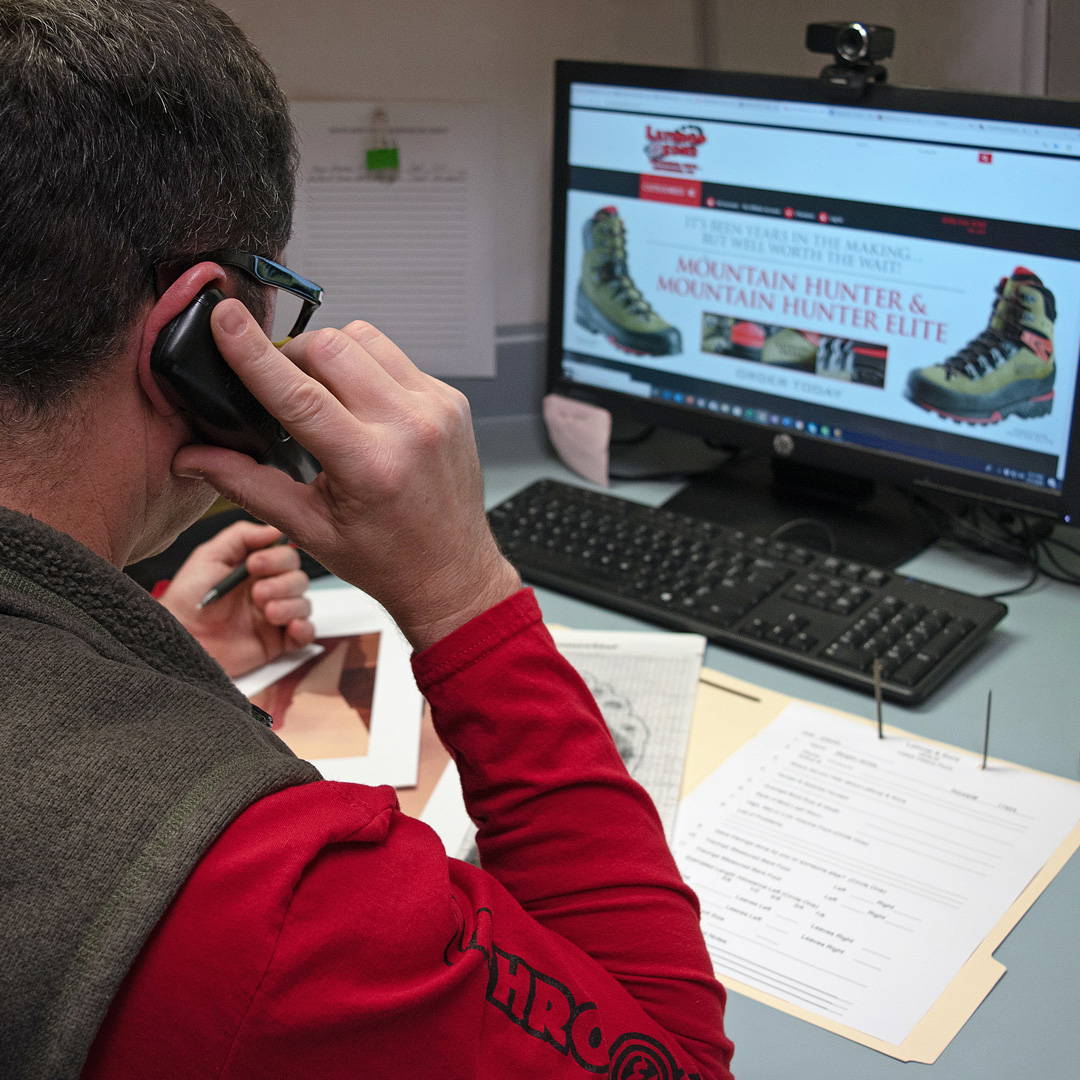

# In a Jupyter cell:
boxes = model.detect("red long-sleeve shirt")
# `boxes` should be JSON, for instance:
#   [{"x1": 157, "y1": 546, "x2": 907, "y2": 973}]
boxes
[{"x1": 84, "y1": 589, "x2": 735, "y2": 1078}]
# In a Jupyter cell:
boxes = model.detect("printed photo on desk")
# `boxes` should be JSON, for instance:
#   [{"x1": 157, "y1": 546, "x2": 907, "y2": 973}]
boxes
[
  {"x1": 235, "y1": 586, "x2": 423, "y2": 788},
  {"x1": 254, "y1": 633, "x2": 379, "y2": 760}
]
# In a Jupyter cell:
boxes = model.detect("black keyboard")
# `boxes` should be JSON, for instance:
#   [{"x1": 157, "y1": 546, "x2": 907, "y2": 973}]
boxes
[{"x1": 488, "y1": 479, "x2": 1007, "y2": 704}]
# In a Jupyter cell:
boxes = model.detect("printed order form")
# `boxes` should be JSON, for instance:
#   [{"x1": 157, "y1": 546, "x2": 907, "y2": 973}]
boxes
[{"x1": 673, "y1": 702, "x2": 1080, "y2": 1045}]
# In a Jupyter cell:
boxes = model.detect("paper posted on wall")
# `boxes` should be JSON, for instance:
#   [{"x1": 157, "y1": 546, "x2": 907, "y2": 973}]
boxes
[{"x1": 285, "y1": 101, "x2": 497, "y2": 378}]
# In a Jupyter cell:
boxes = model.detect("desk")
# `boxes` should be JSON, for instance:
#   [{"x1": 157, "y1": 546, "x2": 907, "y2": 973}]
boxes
[{"x1": 474, "y1": 414, "x2": 1080, "y2": 1079}]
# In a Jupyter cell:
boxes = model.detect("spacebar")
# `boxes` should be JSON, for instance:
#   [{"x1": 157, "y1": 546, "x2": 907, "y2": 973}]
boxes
[{"x1": 509, "y1": 546, "x2": 627, "y2": 588}]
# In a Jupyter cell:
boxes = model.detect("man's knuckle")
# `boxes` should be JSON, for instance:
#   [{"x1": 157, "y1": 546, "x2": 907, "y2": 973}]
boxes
[
  {"x1": 432, "y1": 385, "x2": 471, "y2": 428},
  {"x1": 343, "y1": 319, "x2": 380, "y2": 343},
  {"x1": 263, "y1": 599, "x2": 287, "y2": 623},
  {"x1": 279, "y1": 380, "x2": 326, "y2": 427},
  {"x1": 443, "y1": 384, "x2": 470, "y2": 414},
  {"x1": 191, "y1": 536, "x2": 218, "y2": 560},
  {"x1": 250, "y1": 548, "x2": 282, "y2": 576},
  {"x1": 411, "y1": 412, "x2": 445, "y2": 450},
  {"x1": 249, "y1": 578, "x2": 271, "y2": 604},
  {"x1": 310, "y1": 327, "x2": 351, "y2": 362}
]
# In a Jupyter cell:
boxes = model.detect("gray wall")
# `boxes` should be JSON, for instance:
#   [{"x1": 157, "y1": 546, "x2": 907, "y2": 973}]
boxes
[
  {"x1": 219, "y1": 0, "x2": 704, "y2": 332},
  {"x1": 700, "y1": 0, "x2": 1054, "y2": 94},
  {"x1": 1048, "y1": 0, "x2": 1080, "y2": 99}
]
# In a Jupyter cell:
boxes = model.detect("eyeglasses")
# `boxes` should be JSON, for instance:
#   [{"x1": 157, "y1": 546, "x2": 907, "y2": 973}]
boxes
[{"x1": 204, "y1": 250, "x2": 324, "y2": 346}]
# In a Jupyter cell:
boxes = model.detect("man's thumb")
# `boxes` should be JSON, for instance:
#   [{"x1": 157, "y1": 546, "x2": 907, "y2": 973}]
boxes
[{"x1": 172, "y1": 444, "x2": 300, "y2": 535}]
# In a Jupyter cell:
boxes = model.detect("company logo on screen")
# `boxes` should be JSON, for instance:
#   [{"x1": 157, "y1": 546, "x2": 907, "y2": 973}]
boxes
[{"x1": 644, "y1": 124, "x2": 706, "y2": 174}]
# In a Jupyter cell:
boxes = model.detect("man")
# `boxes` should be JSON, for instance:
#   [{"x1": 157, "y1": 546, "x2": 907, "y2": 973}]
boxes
[{"x1": 0, "y1": 3, "x2": 734, "y2": 1078}]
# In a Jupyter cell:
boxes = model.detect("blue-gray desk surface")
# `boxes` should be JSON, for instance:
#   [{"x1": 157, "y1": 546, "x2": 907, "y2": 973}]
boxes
[{"x1": 474, "y1": 415, "x2": 1079, "y2": 1079}]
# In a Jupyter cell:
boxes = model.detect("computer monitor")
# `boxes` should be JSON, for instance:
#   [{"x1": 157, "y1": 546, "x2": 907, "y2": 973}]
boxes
[{"x1": 547, "y1": 60, "x2": 1080, "y2": 566}]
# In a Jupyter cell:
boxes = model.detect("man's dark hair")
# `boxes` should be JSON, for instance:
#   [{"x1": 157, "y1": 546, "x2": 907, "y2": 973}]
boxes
[{"x1": 0, "y1": 0, "x2": 296, "y2": 424}]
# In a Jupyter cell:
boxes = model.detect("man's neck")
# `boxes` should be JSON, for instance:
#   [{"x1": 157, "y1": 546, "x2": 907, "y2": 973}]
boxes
[
  {"x1": 0, "y1": 358, "x2": 217, "y2": 567},
  {"x1": 0, "y1": 461, "x2": 132, "y2": 565},
  {"x1": 0, "y1": 379, "x2": 159, "y2": 566}
]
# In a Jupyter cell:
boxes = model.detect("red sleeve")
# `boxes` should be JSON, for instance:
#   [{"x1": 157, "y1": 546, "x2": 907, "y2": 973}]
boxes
[
  {"x1": 84, "y1": 589, "x2": 734, "y2": 1080},
  {"x1": 414, "y1": 588, "x2": 732, "y2": 1069}
]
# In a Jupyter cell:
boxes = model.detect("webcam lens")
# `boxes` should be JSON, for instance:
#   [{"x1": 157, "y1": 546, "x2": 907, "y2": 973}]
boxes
[{"x1": 837, "y1": 23, "x2": 869, "y2": 62}]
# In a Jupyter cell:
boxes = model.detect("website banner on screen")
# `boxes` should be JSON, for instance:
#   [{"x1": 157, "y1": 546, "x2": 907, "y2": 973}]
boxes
[{"x1": 561, "y1": 82, "x2": 1080, "y2": 493}]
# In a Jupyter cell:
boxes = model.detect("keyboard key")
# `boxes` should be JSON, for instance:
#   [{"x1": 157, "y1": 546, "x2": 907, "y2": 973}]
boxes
[
  {"x1": 924, "y1": 620, "x2": 974, "y2": 658},
  {"x1": 893, "y1": 652, "x2": 937, "y2": 686},
  {"x1": 825, "y1": 643, "x2": 872, "y2": 671},
  {"x1": 707, "y1": 602, "x2": 747, "y2": 624}
]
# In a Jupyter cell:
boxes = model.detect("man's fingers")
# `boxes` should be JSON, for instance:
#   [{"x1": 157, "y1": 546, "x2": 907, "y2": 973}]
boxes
[
  {"x1": 245, "y1": 544, "x2": 301, "y2": 580},
  {"x1": 210, "y1": 300, "x2": 362, "y2": 462},
  {"x1": 173, "y1": 443, "x2": 325, "y2": 551},
  {"x1": 338, "y1": 321, "x2": 433, "y2": 391},
  {"x1": 262, "y1": 595, "x2": 312, "y2": 627},
  {"x1": 197, "y1": 520, "x2": 281, "y2": 570},
  {"x1": 281, "y1": 323, "x2": 411, "y2": 417},
  {"x1": 250, "y1": 568, "x2": 307, "y2": 605},
  {"x1": 284, "y1": 618, "x2": 317, "y2": 650}
]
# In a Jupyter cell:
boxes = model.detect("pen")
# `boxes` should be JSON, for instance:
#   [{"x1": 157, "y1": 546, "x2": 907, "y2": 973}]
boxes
[
  {"x1": 872, "y1": 658, "x2": 884, "y2": 738},
  {"x1": 197, "y1": 535, "x2": 290, "y2": 610}
]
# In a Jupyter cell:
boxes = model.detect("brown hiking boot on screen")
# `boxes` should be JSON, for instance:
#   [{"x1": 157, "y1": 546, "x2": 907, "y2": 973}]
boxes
[
  {"x1": 905, "y1": 268, "x2": 1055, "y2": 424},
  {"x1": 575, "y1": 206, "x2": 682, "y2": 356}
]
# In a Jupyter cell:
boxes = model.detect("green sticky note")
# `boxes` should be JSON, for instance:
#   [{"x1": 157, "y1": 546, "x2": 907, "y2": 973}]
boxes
[{"x1": 366, "y1": 146, "x2": 399, "y2": 172}]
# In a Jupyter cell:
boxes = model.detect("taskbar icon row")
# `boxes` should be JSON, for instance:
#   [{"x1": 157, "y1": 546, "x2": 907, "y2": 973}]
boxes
[
  {"x1": 983, "y1": 461, "x2": 1060, "y2": 489},
  {"x1": 651, "y1": 386, "x2": 845, "y2": 441}
]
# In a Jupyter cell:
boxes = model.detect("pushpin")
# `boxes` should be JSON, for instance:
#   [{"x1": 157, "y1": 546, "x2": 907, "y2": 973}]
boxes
[
  {"x1": 366, "y1": 107, "x2": 400, "y2": 181},
  {"x1": 872, "y1": 658, "x2": 884, "y2": 739}
]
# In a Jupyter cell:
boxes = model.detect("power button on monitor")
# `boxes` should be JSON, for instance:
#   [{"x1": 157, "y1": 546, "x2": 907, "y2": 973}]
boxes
[{"x1": 773, "y1": 432, "x2": 795, "y2": 457}]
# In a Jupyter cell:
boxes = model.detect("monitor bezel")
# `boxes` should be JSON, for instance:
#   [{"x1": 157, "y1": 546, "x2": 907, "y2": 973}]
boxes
[{"x1": 547, "y1": 59, "x2": 1080, "y2": 524}]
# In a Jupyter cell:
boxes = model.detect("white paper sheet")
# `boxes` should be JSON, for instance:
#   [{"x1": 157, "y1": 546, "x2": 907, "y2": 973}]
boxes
[
  {"x1": 286, "y1": 101, "x2": 496, "y2": 377},
  {"x1": 421, "y1": 628, "x2": 705, "y2": 857},
  {"x1": 550, "y1": 628, "x2": 705, "y2": 839},
  {"x1": 674, "y1": 701, "x2": 1080, "y2": 1046},
  {"x1": 234, "y1": 643, "x2": 324, "y2": 699}
]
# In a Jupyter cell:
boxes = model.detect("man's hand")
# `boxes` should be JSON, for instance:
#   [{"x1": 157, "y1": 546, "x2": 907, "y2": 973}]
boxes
[
  {"x1": 171, "y1": 302, "x2": 520, "y2": 651},
  {"x1": 158, "y1": 520, "x2": 314, "y2": 677}
]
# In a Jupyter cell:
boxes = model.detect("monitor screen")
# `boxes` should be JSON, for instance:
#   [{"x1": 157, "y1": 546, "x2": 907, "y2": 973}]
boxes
[{"x1": 548, "y1": 62, "x2": 1080, "y2": 531}]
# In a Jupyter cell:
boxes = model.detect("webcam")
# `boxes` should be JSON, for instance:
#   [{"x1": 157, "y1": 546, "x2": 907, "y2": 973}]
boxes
[{"x1": 806, "y1": 21, "x2": 895, "y2": 96}]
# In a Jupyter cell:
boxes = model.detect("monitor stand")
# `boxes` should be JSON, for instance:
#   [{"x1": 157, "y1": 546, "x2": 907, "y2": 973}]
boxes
[{"x1": 661, "y1": 455, "x2": 938, "y2": 569}]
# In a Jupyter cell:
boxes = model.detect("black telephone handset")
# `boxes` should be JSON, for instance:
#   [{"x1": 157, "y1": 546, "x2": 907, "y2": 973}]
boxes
[{"x1": 150, "y1": 287, "x2": 321, "y2": 483}]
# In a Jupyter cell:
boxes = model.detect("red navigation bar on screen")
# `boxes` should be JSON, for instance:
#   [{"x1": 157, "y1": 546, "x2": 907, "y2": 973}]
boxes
[{"x1": 639, "y1": 174, "x2": 702, "y2": 206}]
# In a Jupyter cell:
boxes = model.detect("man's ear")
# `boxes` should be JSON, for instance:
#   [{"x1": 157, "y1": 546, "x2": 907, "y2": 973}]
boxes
[{"x1": 136, "y1": 262, "x2": 229, "y2": 415}]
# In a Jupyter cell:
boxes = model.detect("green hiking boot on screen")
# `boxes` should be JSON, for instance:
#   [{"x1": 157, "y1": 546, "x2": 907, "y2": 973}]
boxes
[
  {"x1": 575, "y1": 206, "x2": 682, "y2": 356},
  {"x1": 905, "y1": 268, "x2": 1056, "y2": 424}
]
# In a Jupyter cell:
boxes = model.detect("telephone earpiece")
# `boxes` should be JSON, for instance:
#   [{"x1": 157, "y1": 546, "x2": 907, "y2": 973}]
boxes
[{"x1": 151, "y1": 287, "x2": 321, "y2": 483}]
